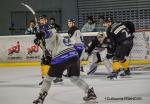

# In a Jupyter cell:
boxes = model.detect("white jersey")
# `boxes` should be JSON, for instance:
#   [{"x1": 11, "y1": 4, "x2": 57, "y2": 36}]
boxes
[
  {"x1": 45, "y1": 29, "x2": 75, "y2": 59},
  {"x1": 68, "y1": 28, "x2": 85, "y2": 60},
  {"x1": 69, "y1": 29, "x2": 83, "y2": 45}
]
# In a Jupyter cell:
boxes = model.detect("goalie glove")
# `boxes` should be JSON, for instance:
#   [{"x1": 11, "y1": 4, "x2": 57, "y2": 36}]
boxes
[
  {"x1": 35, "y1": 31, "x2": 45, "y2": 40},
  {"x1": 41, "y1": 56, "x2": 51, "y2": 65}
]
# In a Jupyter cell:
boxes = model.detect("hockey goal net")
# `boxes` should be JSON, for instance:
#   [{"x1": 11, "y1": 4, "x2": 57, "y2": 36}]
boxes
[{"x1": 128, "y1": 29, "x2": 150, "y2": 70}]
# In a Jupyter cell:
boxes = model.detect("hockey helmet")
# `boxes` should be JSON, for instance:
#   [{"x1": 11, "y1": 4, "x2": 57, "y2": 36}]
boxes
[
  {"x1": 67, "y1": 18, "x2": 75, "y2": 23},
  {"x1": 97, "y1": 32, "x2": 106, "y2": 43},
  {"x1": 104, "y1": 17, "x2": 113, "y2": 23}
]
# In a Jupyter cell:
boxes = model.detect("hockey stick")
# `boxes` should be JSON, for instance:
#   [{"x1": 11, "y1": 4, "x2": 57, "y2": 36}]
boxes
[
  {"x1": 21, "y1": 3, "x2": 47, "y2": 57},
  {"x1": 21, "y1": 3, "x2": 39, "y2": 32},
  {"x1": 87, "y1": 63, "x2": 98, "y2": 75}
]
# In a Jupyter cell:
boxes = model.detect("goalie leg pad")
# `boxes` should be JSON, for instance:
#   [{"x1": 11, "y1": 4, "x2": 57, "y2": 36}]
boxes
[{"x1": 103, "y1": 59, "x2": 112, "y2": 73}]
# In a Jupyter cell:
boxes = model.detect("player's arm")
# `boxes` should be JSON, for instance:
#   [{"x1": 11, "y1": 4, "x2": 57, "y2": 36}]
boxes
[{"x1": 86, "y1": 37, "x2": 99, "y2": 55}]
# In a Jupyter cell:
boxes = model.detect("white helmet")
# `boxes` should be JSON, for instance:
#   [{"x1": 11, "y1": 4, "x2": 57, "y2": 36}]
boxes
[{"x1": 97, "y1": 32, "x2": 106, "y2": 43}]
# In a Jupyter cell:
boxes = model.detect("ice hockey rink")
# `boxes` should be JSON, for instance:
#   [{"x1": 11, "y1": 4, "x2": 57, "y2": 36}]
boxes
[{"x1": 0, "y1": 66, "x2": 150, "y2": 104}]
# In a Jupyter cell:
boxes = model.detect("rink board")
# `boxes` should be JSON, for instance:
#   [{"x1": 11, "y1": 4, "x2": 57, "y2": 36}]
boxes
[{"x1": 0, "y1": 31, "x2": 150, "y2": 66}]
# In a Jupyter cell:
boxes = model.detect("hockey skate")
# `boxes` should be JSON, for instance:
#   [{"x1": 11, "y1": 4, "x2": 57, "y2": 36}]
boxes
[
  {"x1": 120, "y1": 68, "x2": 131, "y2": 76},
  {"x1": 53, "y1": 78, "x2": 63, "y2": 84},
  {"x1": 107, "y1": 72, "x2": 118, "y2": 79},
  {"x1": 119, "y1": 68, "x2": 131, "y2": 78},
  {"x1": 83, "y1": 87, "x2": 97, "y2": 102},
  {"x1": 124, "y1": 68, "x2": 131, "y2": 75},
  {"x1": 33, "y1": 91, "x2": 48, "y2": 104}
]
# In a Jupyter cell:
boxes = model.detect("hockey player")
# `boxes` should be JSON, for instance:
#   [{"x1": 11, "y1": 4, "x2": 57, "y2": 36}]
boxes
[
  {"x1": 84, "y1": 32, "x2": 113, "y2": 75},
  {"x1": 33, "y1": 27, "x2": 97, "y2": 104},
  {"x1": 103, "y1": 18, "x2": 135, "y2": 79},
  {"x1": 67, "y1": 19, "x2": 84, "y2": 57},
  {"x1": 53, "y1": 18, "x2": 85, "y2": 83},
  {"x1": 34, "y1": 15, "x2": 50, "y2": 85}
]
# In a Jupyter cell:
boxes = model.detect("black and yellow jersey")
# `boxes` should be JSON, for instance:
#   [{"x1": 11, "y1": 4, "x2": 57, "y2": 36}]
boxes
[{"x1": 110, "y1": 22, "x2": 134, "y2": 45}]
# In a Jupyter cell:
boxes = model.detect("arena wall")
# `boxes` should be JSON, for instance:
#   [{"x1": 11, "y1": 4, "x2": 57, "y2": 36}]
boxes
[{"x1": 0, "y1": 31, "x2": 150, "y2": 66}]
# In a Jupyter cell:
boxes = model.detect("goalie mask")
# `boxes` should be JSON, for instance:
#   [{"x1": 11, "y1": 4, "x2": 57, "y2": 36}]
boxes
[{"x1": 97, "y1": 32, "x2": 106, "y2": 43}]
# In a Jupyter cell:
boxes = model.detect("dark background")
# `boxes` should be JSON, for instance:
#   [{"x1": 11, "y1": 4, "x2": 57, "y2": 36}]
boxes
[{"x1": 0, "y1": 0, "x2": 150, "y2": 35}]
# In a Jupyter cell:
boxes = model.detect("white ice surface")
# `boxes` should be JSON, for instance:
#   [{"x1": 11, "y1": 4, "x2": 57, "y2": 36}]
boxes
[{"x1": 0, "y1": 66, "x2": 150, "y2": 104}]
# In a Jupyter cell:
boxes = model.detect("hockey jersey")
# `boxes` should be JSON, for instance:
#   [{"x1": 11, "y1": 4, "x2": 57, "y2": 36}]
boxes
[
  {"x1": 44, "y1": 29, "x2": 77, "y2": 64},
  {"x1": 38, "y1": 24, "x2": 76, "y2": 58},
  {"x1": 39, "y1": 24, "x2": 51, "y2": 39},
  {"x1": 68, "y1": 26, "x2": 84, "y2": 57},
  {"x1": 68, "y1": 26, "x2": 84, "y2": 45},
  {"x1": 110, "y1": 22, "x2": 134, "y2": 45},
  {"x1": 87, "y1": 37, "x2": 113, "y2": 55}
]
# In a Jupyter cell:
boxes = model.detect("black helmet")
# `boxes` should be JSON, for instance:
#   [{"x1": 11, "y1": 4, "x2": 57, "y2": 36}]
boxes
[
  {"x1": 40, "y1": 15, "x2": 47, "y2": 19},
  {"x1": 67, "y1": 18, "x2": 75, "y2": 23},
  {"x1": 104, "y1": 17, "x2": 113, "y2": 23}
]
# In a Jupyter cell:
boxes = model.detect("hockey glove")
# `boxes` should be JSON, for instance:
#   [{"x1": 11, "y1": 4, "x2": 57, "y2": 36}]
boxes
[
  {"x1": 41, "y1": 56, "x2": 51, "y2": 65},
  {"x1": 44, "y1": 50, "x2": 52, "y2": 65},
  {"x1": 35, "y1": 31, "x2": 45, "y2": 40},
  {"x1": 34, "y1": 38, "x2": 41, "y2": 46}
]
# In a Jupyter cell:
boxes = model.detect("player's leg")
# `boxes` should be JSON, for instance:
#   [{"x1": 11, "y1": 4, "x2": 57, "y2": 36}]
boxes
[
  {"x1": 53, "y1": 75, "x2": 63, "y2": 84},
  {"x1": 70, "y1": 76, "x2": 97, "y2": 101},
  {"x1": 33, "y1": 52, "x2": 80, "y2": 103},
  {"x1": 100, "y1": 49, "x2": 112, "y2": 73},
  {"x1": 33, "y1": 68, "x2": 53, "y2": 104},
  {"x1": 87, "y1": 52, "x2": 99, "y2": 75},
  {"x1": 107, "y1": 46, "x2": 122, "y2": 79},
  {"x1": 96, "y1": 52, "x2": 102, "y2": 63},
  {"x1": 120, "y1": 59, "x2": 130, "y2": 76},
  {"x1": 68, "y1": 56, "x2": 97, "y2": 101},
  {"x1": 103, "y1": 58, "x2": 112, "y2": 73},
  {"x1": 107, "y1": 59, "x2": 120, "y2": 79},
  {"x1": 33, "y1": 63, "x2": 66, "y2": 104},
  {"x1": 120, "y1": 40, "x2": 133, "y2": 76},
  {"x1": 39, "y1": 56, "x2": 49, "y2": 85},
  {"x1": 78, "y1": 48, "x2": 87, "y2": 75},
  {"x1": 39, "y1": 64, "x2": 49, "y2": 85},
  {"x1": 109, "y1": 40, "x2": 133, "y2": 79},
  {"x1": 53, "y1": 70, "x2": 63, "y2": 84}
]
